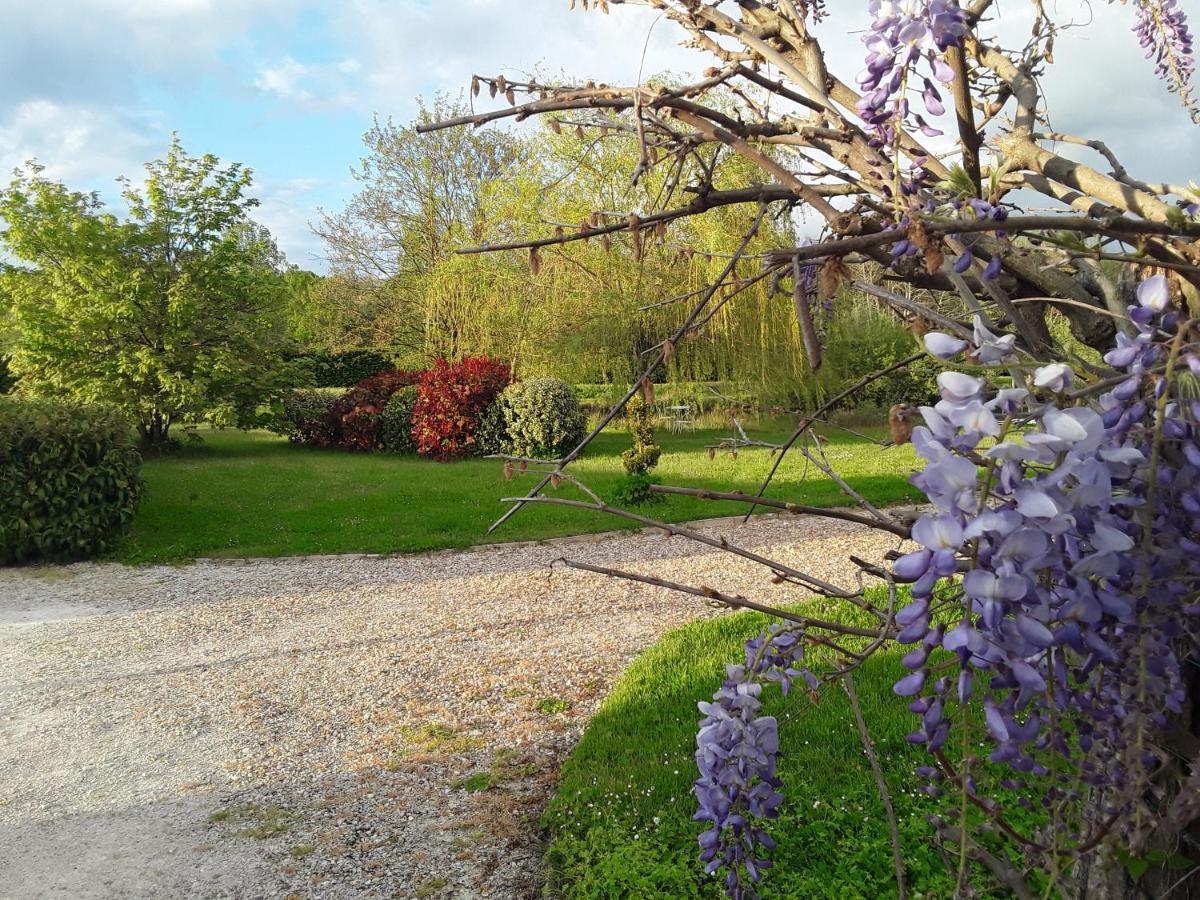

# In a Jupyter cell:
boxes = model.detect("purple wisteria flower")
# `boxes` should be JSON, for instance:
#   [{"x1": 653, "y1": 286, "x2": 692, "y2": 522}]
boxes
[
  {"x1": 888, "y1": 274, "x2": 1199, "y2": 850},
  {"x1": 924, "y1": 331, "x2": 968, "y2": 359},
  {"x1": 694, "y1": 624, "x2": 818, "y2": 898},
  {"x1": 857, "y1": 1, "x2": 968, "y2": 145},
  {"x1": 1130, "y1": 0, "x2": 1195, "y2": 92}
]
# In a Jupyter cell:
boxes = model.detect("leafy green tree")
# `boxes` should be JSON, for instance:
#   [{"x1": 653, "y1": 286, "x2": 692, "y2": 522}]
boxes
[
  {"x1": 314, "y1": 95, "x2": 530, "y2": 356},
  {"x1": 0, "y1": 138, "x2": 295, "y2": 447}
]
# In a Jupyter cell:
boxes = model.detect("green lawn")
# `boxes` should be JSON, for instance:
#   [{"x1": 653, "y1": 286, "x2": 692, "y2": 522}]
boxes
[
  {"x1": 116, "y1": 422, "x2": 923, "y2": 564},
  {"x1": 541, "y1": 602, "x2": 1037, "y2": 899}
]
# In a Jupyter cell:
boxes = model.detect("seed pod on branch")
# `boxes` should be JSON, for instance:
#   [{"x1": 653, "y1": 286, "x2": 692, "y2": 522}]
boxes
[
  {"x1": 471, "y1": 76, "x2": 481, "y2": 97},
  {"x1": 924, "y1": 242, "x2": 945, "y2": 275},
  {"x1": 576, "y1": 125, "x2": 586, "y2": 141},
  {"x1": 641, "y1": 375, "x2": 655, "y2": 405},
  {"x1": 496, "y1": 74, "x2": 507, "y2": 94},
  {"x1": 505, "y1": 88, "x2": 516, "y2": 105},
  {"x1": 817, "y1": 257, "x2": 852, "y2": 300},
  {"x1": 503, "y1": 461, "x2": 514, "y2": 481},
  {"x1": 663, "y1": 338, "x2": 675, "y2": 364},
  {"x1": 707, "y1": 446, "x2": 716, "y2": 460},
  {"x1": 888, "y1": 403, "x2": 916, "y2": 445},
  {"x1": 550, "y1": 473, "x2": 563, "y2": 489},
  {"x1": 907, "y1": 315, "x2": 933, "y2": 338},
  {"x1": 488, "y1": 80, "x2": 497, "y2": 99},
  {"x1": 529, "y1": 246, "x2": 541, "y2": 275},
  {"x1": 548, "y1": 118, "x2": 562, "y2": 134}
]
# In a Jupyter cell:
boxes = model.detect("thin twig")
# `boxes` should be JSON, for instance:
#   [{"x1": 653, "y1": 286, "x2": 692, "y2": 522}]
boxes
[{"x1": 844, "y1": 672, "x2": 908, "y2": 900}]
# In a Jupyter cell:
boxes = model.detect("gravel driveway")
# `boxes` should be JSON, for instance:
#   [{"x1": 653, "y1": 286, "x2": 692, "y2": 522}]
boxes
[{"x1": 0, "y1": 514, "x2": 907, "y2": 899}]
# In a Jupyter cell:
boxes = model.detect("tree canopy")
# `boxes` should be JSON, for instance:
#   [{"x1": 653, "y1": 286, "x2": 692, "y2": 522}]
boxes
[{"x1": 0, "y1": 137, "x2": 295, "y2": 446}]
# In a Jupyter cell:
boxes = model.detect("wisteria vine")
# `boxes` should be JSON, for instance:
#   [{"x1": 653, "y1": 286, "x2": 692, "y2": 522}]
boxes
[{"x1": 694, "y1": 274, "x2": 1199, "y2": 897}]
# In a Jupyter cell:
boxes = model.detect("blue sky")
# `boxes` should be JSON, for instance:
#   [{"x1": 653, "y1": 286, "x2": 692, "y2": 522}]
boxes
[{"x1": 2, "y1": 1, "x2": 1195, "y2": 272}]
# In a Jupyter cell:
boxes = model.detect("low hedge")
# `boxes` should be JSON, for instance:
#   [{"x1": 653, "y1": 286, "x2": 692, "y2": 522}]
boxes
[
  {"x1": 380, "y1": 385, "x2": 420, "y2": 454},
  {"x1": 412, "y1": 356, "x2": 511, "y2": 460},
  {"x1": 325, "y1": 369, "x2": 421, "y2": 451},
  {"x1": 291, "y1": 350, "x2": 396, "y2": 388},
  {"x1": 269, "y1": 389, "x2": 341, "y2": 445},
  {"x1": 0, "y1": 398, "x2": 144, "y2": 563}
]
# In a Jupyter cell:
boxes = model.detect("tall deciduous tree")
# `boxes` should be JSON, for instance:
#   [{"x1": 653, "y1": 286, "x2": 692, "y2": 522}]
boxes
[
  {"x1": 314, "y1": 95, "x2": 530, "y2": 354},
  {"x1": 0, "y1": 137, "x2": 294, "y2": 447}
]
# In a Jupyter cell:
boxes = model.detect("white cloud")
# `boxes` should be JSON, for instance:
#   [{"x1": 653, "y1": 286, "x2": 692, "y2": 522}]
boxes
[
  {"x1": 252, "y1": 176, "x2": 333, "y2": 269},
  {"x1": 326, "y1": 0, "x2": 707, "y2": 113},
  {"x1": 0, "y1": 100, "x2": 163, "y2": 190},
  {"x1": 2, "y1": 0, "x2": 1194, "y2": 271},
  {"x1": 253, "y1": 56, "x2": 361, "y2": 109}
]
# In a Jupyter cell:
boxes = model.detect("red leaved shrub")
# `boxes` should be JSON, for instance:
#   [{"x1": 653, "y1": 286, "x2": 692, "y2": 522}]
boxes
[
  {"x1": 321, "y1": 369, "x2": 421, "y2": 451},
  {"x1": 412, "y1": 356, "x2": 512, "y2": 460}
]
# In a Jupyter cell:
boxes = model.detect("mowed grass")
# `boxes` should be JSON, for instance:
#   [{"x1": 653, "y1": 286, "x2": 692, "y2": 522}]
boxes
[
  {"x1": 116, "y1": 421, "x2": 923, "y2": 564},
  {"x1": 541, "y1": 602, "x2": 1031, "y2": 899}
]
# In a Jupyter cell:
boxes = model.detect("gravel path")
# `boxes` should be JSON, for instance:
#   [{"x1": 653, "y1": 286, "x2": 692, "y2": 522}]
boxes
[{"x1": 0, "y1": 513, "x2": 910, "y2": 899}]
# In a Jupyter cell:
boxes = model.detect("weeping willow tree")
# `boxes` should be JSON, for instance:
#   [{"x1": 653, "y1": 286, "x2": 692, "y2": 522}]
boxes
[
  {"x1": 317, "y1": 86, "x2": 920, "y2": 403},
  {"x1": 412, "y1": 98, "x2": 852, "y2": 398}
]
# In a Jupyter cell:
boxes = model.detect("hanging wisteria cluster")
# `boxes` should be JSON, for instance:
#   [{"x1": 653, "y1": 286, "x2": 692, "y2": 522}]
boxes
[
  {"x1": 695, "y1": 278, "x2": 1198, "y2": 897},
  {"x1": 857, "y1": 0, "x2": 967, "y2": 143},
  {"x1": 898, "y1": 277, "x2": 1197, "y2": 840},
  {"x1": 1128, "y1": 0, "x2": 1196, "y2": 101},
  {"x1": 694, "y1": 625, "x2": 818, "y2": 896}
]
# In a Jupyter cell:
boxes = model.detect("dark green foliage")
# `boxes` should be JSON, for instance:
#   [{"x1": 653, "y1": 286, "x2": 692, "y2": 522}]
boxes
[
  {"x1": 269, "y1": 389, "x2": 341, "y2": 445},
  {"x1": 819, "y1": 307, "x2": 941, "y2": 410},
  {"x1": 0, "y1": 398, "x2": 143, "y2": 563},
  {"x1": 610, "y1": 472, "x2": 661, "y2": 507},
  {"x1": 295, "y1": 350, "x2": 396, "y2": 388},
  {"x1": 380, "y1": 385, "x2": 419, "y2": 454},
  {"x1": 473, "y1": 399, "x2": 508, "y2": 457},
  {"x1": 500, "y1": 378, "x2": 588, "y2": 459},
  {"x1": 0, "y1": 356, "x2": 16, "y2": 394},
  {"x1": 621, "y1": 394, "x2": 662, "y2": 475}
]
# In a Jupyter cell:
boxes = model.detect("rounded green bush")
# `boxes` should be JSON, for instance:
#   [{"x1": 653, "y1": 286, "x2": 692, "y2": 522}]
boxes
[
  {"x1": 500, "y1": 378, "x2": 588, "y2": 460},
  {"x1": 269, "y1": 388, "x2": 340, "y2": 445},
  {"x1": 380, "y1": 385, "x2": 420, "y2": 454},
  {"x1": 472, "y1": 398, "x2": 508, "y2": 457},
  {"x1": 0, "y1": 398, "x2": 144, "y2": 564}
]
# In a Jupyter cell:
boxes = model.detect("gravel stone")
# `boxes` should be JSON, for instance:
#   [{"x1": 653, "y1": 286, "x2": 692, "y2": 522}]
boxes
[{"x1": 0, "y1": 512, "x2": 911, "y2": 898}]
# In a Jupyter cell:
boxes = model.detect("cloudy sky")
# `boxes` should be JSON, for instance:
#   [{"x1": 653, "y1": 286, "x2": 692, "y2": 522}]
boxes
[{"x1": 1, "y1": 0, "x2": 1195, "y2": 271}]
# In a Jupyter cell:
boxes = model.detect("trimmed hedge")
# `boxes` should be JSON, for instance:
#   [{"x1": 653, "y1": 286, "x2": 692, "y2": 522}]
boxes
[
  {"x1": 500, "y1": 378, "x2": 588, "y2": 459},
  {"x1": 292, "y1": 350, "x2": 396, "y2": 388},
  {"x1": 0, "y1": 398, "x2": 143, "y2": 563},
  {"x1": 412, "y1": 356, "x2": 511, "y2": 460},
  {"x1": 270, "y1": 389, "x2": 341, "y2": 445},
  {"x1": 323, "y1": 369, "x2": 421, "y2": 451},
  {"x1": 473, "y1": 399, "x2": 508, "y2": 458},
  {"x1": 380, "y1": 385, "x2": 419, "y2": 454}
]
